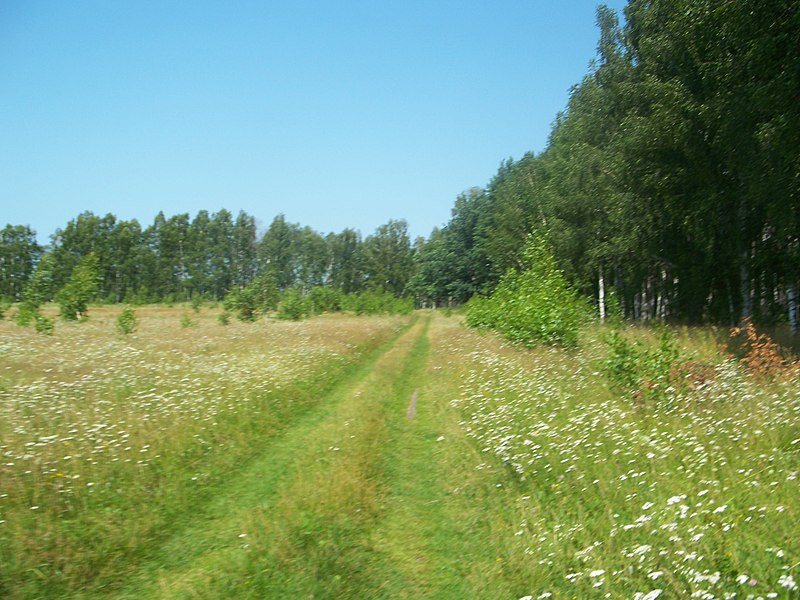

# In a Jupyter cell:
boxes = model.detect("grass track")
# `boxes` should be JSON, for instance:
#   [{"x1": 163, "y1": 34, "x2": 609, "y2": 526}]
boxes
[
  {"x1": 367, "y1": 313, "x2": 515, "y2": 599},
  {"x1": 111, "y1": 316, "x2": 524, "y2": 598},
  {"x1": 9, "y1": 310, "x2": 795, "y2": 598},
  {"x1": 109, "y1": 313, "x2": 539, "y2": 599},
  {"x1": 109, "y1": 316, "x2": 430, "y2": 598}
]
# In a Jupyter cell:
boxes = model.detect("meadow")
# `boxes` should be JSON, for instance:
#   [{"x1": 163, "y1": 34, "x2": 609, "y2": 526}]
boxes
[
  {"x1": 0, "y1": 306, "x2": 410, "y2": 597},
  {"x1": 0, "y1": 307, "x2": 797, "y2": 598}
]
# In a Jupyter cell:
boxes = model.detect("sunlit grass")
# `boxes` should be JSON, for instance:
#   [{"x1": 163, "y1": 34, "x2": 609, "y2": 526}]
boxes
[
  {"x1": 0, "y1": 305, "x2": 410, "y2": 598},
  {"x1": 1, "y1": 308, "x2": 797, "y2": 599},
  {"x1": 446, "y1": 317, "x2": 799, "y2": 598}
]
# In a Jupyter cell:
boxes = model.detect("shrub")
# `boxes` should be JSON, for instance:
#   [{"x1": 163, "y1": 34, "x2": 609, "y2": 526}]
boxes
[
  {"x1": 308, "y1": 286, "x2": 343, "y2": 314},
  {"x1": 180, "y1": 314, "x2": 195, "y2": 328},
  {"x1": 218, "y1": 311, "x2": 231, "y2": 326},
  {"x1": 277, "y1": 288, "x2": 311, "y2": 321},
  {"x1": 222, "y1": 275, "x2": 280, "y2": 322},
  {"x1": 15, "y1": 302, "x2": 39, "y2": 327},
  {"x1": 56, "y1": 254, "x2": 101, "y2": 321},
  {"x1": 34, "y1": 313, "x2": 54, "y2": 335},
  {"x1": 223, "y1": 288, "x2": 258, "y2": 322},
  {"x1": 341, "y1": 290, "x2": 413, "y2": 316},
  {"x1": 602, "y1": 329, "x2": 715, "y2": 404},
  {"x1": 727, "y1": 318, "x2": 796, "y2": 379},
  {"x1": 465, "y1": 235, "x2": 588, "y2": 347},
  {"x1": 116, "y1": 306, "x2": 138, "y2": 335}
]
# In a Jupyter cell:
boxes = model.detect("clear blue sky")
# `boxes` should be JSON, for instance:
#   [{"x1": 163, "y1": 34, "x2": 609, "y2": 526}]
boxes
[{"x1": 1, "y1": 0, "x2": 627, "y2": 243}]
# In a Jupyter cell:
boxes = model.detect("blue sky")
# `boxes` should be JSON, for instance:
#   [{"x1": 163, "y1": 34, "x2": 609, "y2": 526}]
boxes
[{"x1": 1, "y1": 0, "x2": 628, "y2": 243}]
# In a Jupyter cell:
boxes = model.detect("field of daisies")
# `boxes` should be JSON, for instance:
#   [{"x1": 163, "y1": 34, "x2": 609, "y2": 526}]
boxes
[
  {"x1": 0, "y1": 306, "x2": 409, "y2": 597},
  {"x1": 0, "y1": 305, "x2": 797, "y2": 599},
  {"x1": 447, "y1": 320, "x2": 799, "y2": 599}
]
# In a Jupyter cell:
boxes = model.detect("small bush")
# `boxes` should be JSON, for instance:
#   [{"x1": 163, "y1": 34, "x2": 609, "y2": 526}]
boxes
[
  {"x1": 218, "y1": 311, "x2": 231, "y2": 326},
  {"x1": 191, "y1": 295, "x2": 203, "y2": 313},
  {"x1": 223, "y1": 276, "x2": 279, "y2": 322},
  {"x1": 465, "y1": 235, "x2": 588, "y2": 347},
  {"x1": 727, "y1": 318, "x2": 795, "y2": 379},
  {"x1": 56, "y1": 254, "x2": 101, "y2": 321},
  {"x1": 602, "y1": 329, "x2": 715, "y2": 404},
  {"x1": 34, "y1": 313, "x2": 54, "y2": 335},
  {"x1": 277, "y1": 288, "x2": 311, "y2": 321},
  {"x1": 117, "y1": 307, "x2": 138, "y2": 335},
  {"x1": 308, "y1": 286, "x2": 343, "y2": 314},
  {"x1": 223, "y1": 288, "x2": 258, "y2": 322},
  {"x1": 341, "y1": 290, "x2": 413, "y2": 315},
  {"x1": 15, "y1": 303, "x2": 39, "y2": 327},
  {"x1": 0, "y1": 300, "x2": 10, "y2": 320},
  {"x1": 180, "y1": 314, "x2": 196, "y2": 328}
]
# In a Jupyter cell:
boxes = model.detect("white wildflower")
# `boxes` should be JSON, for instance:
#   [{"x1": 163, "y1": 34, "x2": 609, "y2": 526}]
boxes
[
  {"x1": 778, "y1": 574, "x2": 797, "y2": 591},
  {"x1": 590, "y1": 569, "x2": 605, "y2": 577}
]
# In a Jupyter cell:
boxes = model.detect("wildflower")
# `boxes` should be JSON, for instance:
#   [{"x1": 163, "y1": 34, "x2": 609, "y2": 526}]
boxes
[
  {"x1": 633, "y1": 590, "x2": 662, "y2": 600},
  {"x1": 778, "y1": 574, "x2": 797, "y2": 591}
]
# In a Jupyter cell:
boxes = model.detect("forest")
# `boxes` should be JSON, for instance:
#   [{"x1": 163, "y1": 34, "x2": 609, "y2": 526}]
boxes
[{"x1": 2, "y1": 0, "x2": 799, "y2": 331}]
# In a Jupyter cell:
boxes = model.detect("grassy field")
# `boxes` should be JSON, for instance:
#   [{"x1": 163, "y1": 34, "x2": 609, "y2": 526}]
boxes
[{"x1": 0, "y1": 307, "x2": 798, "y2": 598}]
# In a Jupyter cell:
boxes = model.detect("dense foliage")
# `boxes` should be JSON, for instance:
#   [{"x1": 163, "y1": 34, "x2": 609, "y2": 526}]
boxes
[
  {"x1": 415, "y1": 1, "x2": 800, "y2": 328},
  {"x1": 466, "y1": 236, "x2": 588, "y2": 347}
]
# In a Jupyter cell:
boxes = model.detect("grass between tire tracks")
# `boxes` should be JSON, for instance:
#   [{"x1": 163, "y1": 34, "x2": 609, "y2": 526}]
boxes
[{"x1": 110, "y1": 315, "x2": 428, "y2": 599}]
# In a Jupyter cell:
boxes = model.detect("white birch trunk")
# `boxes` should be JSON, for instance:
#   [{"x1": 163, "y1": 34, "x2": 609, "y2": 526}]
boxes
[
  {"x1": 598, "y1": 268, "x2": 606, "y2": 322},
  {"x1": 789, "y1": 285, "x2": 797, "y2": 336}
]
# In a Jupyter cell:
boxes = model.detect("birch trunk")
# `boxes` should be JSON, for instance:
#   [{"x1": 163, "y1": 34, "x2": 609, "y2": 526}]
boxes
[
  {"x1": 789, "y1": 285, "x2": 798, "y2": 336},
  {"x1": 598, "y1": 268, "x2": 606, "y2": 322}
]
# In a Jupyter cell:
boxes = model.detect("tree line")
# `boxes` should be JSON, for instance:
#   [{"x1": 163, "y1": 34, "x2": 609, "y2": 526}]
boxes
[
  {"x1": 0, "y1": 211, "x2": 416, "y2": 307},
  {"x1": 413, "y1": 0, "x2": 799, "y2": 329}
]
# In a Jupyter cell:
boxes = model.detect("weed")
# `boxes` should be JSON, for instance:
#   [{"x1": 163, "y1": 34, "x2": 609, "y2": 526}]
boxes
[
  {"x1": 117, "y1": 306, "x2": 138, "y2": 335},
  {"x1": 34, "y1": 312, "x2": 54, "y2": 335},
  {"x1": 727, "y1": 318, "x2": 796, "y2": 379}
]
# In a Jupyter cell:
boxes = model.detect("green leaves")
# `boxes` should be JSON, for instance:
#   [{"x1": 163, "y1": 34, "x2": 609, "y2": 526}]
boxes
[
  {"x1": 466, "y1": 235, "x2": 588, "y2": 348},
  {"x1": 56, "y1": 253, "x2": 101, "y2": 321},
  {"x1": 116, "y1": 306, "x2": 138, "y2": 335}
]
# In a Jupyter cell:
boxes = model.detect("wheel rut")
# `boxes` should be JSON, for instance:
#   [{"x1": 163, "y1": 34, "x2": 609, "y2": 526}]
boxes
[{"x1": 110, "y1": 316, "x2": 429, "y2": 599}]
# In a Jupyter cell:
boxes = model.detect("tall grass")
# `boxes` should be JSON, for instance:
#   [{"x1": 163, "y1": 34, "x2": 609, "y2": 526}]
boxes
[
  {"x1": 0, "y1": 306, "x2": 410, "y2": 598},
  {"x1": 447, "y1": 319, "x2": 799, "y2": 598}
]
